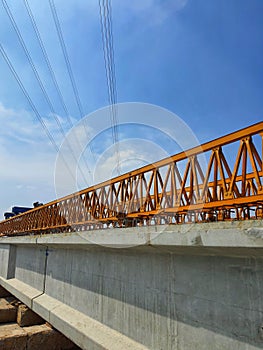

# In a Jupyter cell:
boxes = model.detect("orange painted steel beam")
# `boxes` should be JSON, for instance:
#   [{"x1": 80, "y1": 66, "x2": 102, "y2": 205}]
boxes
[{"x1": 0, "y1": 121, "x2": 263, "y2": 236}]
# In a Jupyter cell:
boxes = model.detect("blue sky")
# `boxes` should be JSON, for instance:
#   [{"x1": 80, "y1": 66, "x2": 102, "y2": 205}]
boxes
[{"x1": 0, "y1": 0, "x2": 262, "y2": 216}]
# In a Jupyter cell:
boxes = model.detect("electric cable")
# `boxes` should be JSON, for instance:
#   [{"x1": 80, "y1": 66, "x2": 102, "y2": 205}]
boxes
[
  {"x1": 2, "y1": 0, "x2": 90, "y2": 185},
  {"x1": 98, "y1": 0, "x2": 120, "y2": 174},
  {"x1": 22, "y1": 0, "x2": 92, "y2": 183},
  {"x1": 0, "y1": 44, "x2": 77, "y2": 183},
  {"x1": 48, "y1": 0, "x2": 96, "y2": 161}
]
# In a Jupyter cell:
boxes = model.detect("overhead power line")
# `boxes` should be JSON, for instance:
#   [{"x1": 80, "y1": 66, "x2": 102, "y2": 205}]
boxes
[
  {"x1": 98, "y1": 0, "x2": 120, "y2": 175},
  {"x1": 23, "y1": 0, "x2": 73, "y2": 129},
  {"x1": 48, "y1": 0, "x2": 95, "y2": 161},
  {"x1": 22, "y1": 0, "x2": 92, "y2": 182},
  {"x1": 2, "y1": 0, "x2": 65, "y2": 137},
  {"x1": 48, "y1": 0, "x2": 84, "y2": 118},
  {"x1": 2, "y1": 0, "x2": 90, "y2": 185},
  {"x1": 0, "y1": 44, "x2": 76, "y2": 182}
]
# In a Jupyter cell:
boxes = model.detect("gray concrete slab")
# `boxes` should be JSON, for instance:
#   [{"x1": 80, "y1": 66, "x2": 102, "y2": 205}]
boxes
[
  {"x1": 0, "y1": 278, "x2": 42, "y2": 309},
  {"x1": 14, "y1": 246, "x2": 46, "y2": 291},
  {"x1": 0, "y1": 244, "x2": 16, "y2": 279},
  {"x1": 1, "y1": 221, "x2": 263, "y2": 349},
  {"x1": 0, "y1": 282, "x2": 149, "y2": 350},
  {"x1": 1, "y1": 220, "x2": 263, "y2": 255}
]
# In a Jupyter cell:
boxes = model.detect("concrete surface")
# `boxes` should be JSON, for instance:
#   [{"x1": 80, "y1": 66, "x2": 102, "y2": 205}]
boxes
[
  {"x1": 0, "y1": 244, "x2": 16, "y2": 279},
  {"x1": 1, "y1": 221, "x2": 263, "y2": 349}
]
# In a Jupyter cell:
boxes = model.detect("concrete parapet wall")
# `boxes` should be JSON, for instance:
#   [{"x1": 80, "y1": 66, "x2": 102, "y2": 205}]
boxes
[{"x1": 1, "y1": 221, "x2": 263, "y2": 349}]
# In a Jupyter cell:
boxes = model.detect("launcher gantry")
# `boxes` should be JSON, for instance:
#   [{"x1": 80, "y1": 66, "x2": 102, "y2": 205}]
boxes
[{"x1": 1, "y1": 122, "x2": 263, "y2": 236}]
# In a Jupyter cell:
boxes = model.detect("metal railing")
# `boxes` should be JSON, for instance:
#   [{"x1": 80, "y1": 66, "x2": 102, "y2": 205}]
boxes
[{"x1": 1, "y1": 122, "x2": 263, "y2": 236}]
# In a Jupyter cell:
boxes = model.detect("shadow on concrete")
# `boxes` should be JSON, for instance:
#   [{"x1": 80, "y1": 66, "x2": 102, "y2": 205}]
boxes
[{"x1": 15, "y1": 245, "x2": 263, "y2": 348}]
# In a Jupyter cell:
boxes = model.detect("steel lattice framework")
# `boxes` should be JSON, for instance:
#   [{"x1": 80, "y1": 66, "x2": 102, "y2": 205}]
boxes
[{"x1": 1, "y1": 122, "x2": 263, "y2": 236}]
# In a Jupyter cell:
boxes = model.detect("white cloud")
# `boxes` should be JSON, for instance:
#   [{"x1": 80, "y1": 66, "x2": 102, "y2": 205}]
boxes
[
  {"x1": 92, "y1": 138, "x2": 169, "y2": 184},
  {"x1": 0, "y1": 102, "x2": 73, "y2": 147},
  {"x1": 53, "y1": 135, "x2": 171, "y2": 200},
  {"x1": 0, "y1": 102, "x2": 67, "y2": 215}
]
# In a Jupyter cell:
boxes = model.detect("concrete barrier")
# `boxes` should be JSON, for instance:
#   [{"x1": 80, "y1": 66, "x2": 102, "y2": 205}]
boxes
[{"x1": 1, "y1": 221, "x2": 263, "y2": 349}]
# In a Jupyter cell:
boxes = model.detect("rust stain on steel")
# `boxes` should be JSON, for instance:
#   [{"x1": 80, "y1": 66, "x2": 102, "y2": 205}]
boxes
[{"x1": 1, "y1": 121, "x2": 263, "y2": 236}]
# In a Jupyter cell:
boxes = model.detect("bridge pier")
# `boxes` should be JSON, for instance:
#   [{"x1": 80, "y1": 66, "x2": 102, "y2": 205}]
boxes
[{"x1": 1, "y1": 221, "x2": 263, "y2": 349}]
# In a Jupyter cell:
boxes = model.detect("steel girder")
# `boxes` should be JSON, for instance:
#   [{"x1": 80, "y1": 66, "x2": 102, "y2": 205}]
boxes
[{"x1": 1, "y1": 122, "x2": 263, "y2": 236}]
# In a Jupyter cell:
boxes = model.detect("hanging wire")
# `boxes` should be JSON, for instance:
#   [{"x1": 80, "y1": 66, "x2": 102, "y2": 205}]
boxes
[
  {"x1": 48, "y1": 0, "x2": 96, "y2": 161},
  {"x1": 22, "y1": 0, "x2": 92, "y2": 183},
  {"x1": 0, "y1": 44, "x2": 76, "y2": 183},
  {"x1": 23, "y1": 0, "x2": 73, "y2": 128},
  {"x1": 98, "y1": 0, "x2": 120, "y2": 175},
  {"x1": 2, "y1": 0, "x2": 90, "y2": 186}
]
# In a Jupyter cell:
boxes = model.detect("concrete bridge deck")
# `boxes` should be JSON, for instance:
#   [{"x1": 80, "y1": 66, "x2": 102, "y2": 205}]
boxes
[{"x1": 1, "y1": 220, "x2": 263, "y2": 349}]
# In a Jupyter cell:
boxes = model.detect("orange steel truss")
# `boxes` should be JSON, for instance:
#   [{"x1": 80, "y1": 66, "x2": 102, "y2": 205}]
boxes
[{"x1": 1, "y1": 122, "x2": 263, "y2": 236}]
